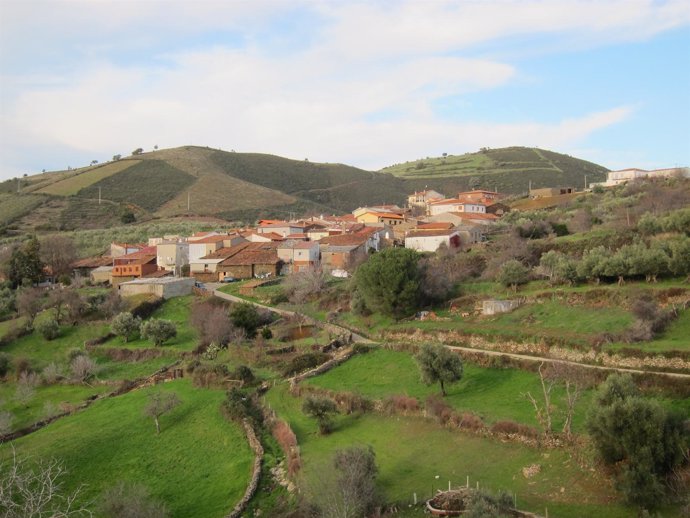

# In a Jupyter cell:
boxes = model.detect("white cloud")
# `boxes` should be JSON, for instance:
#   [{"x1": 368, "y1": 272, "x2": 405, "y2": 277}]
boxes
[{"x1": 0, "y1": 0, "x2": 685, "y2": 177}]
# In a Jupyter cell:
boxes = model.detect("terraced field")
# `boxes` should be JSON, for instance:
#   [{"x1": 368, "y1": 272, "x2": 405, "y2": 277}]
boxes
[
  {"x1": 36, "y1": 160, "x2": 139, "y2": 196},
  {"x1": 0, "y1": 193, "x2": 48, "y2": 225}
]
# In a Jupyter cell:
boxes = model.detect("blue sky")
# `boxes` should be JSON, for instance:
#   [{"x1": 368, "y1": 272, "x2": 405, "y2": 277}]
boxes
[{"x1": 0, "y1": 0, "x2": 688, "y2": 180}]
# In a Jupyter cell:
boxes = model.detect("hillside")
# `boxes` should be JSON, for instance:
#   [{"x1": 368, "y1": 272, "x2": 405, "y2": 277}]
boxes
[
  {"x1": 381, "y1": 146, "x2": 608, "y2": 195},
  {"x1": 0, "y1": 145, "x2": 607, "y2": 233}
]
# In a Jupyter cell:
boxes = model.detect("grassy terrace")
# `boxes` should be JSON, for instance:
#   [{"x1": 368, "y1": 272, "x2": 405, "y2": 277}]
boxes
[
  {"x1": 266, "y1": 383, "x2": 642, "y2": 518},
  {"x1": 3, "y1": 379, "x2": 253, "y2": 518}
]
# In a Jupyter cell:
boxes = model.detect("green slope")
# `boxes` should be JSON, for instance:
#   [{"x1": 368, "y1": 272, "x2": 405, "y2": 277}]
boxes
[{"x1": 384, "y1": 146, "x2": 608, "y2": 195}]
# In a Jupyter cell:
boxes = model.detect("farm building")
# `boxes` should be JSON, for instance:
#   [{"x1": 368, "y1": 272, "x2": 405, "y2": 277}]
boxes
[{"x1": 118, "y1": 277, "x2": 195, "y2": 299}]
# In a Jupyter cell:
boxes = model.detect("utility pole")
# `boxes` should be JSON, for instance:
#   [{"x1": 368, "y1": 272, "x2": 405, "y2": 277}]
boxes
[
  {"x1": 98, "y1": 186, "x2": 101, "y2": 205},
  {"x1": 17, "y1": 177, "x2": 20, "y2": 193},
  {"x1": 187, "y1": 192, "x2": 190, "y2": 212},
  {"x1": 584, "y1": 175, "x2": 588, "y2": 190}
]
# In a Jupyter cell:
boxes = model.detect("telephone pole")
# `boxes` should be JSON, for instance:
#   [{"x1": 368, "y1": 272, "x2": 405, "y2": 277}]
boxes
[{"x1": 98, "y1": 187, "x2": 102, "y2": 205}]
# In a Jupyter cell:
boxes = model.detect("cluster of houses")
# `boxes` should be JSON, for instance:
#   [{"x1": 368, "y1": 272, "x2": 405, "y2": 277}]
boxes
[{"x1": 72, "y1": 189, "x2": 510, "y2": 295}]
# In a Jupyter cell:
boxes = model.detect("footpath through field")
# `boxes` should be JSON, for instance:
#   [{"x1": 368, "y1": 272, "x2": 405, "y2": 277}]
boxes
[{"x1": 210, "y1": 285, "x2": 690, "y2": 380}]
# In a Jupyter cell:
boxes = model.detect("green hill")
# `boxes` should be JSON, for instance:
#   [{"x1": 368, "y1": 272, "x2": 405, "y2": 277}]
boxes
[
  {"x1": 0, "y1": 145, "x2": 608, "y2": 233},
  {"x1": 382, "y1": 146, "x2": 608, "y2": 195}
]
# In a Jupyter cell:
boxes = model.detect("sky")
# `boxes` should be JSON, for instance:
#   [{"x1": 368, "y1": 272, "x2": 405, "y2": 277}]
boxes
[{"x1": 1, "y1": 0, "x2": 689, "y2": 180}]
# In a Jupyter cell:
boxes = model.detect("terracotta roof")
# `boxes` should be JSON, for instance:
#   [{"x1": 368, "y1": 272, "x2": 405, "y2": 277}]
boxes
[
  {"x1": 417, "y1": 222, "x2": 455, "y2": 230},
  {"x1": 190, "y1": 235, "x2": 228, "y2": 244},
  {"x1": 218, "y1": 242, "x2": 281, "y2": 266},
  {"x1": 143, "y1": 270, "x2": 173, "y2": 278},
  {"x1": 201, "y1": 247, "x2": 241, "y2": 260},
  {"x1": 319, "y1": 233, "x2": 369, "y2": 246},
  {"x1": 260, "y1": 232, "x2": 285, "y2": 241},
  {"x1": 257, "y1": 219, "x2": 288, "y2": 226},
  {"x1": 285, "y1": 233, "x2": 308, "y2": 239},
  {"x1": 73, "y1": 256, "x2": 113, "y2": 268}
]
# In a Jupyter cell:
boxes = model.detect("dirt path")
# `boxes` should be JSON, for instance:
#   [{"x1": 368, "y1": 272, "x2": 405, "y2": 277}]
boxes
[
  {"x1": 210, "y1": 285, "x2": 374, "y2": 344},
  {"x1": 446, "y1": 344, "x2": 690, "y2": 380},
  {"x1": 210, "y1": 285, "x2": 689, "y2": 380}
]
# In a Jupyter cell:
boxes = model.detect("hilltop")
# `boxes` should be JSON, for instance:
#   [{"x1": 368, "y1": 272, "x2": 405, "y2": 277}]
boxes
[
  {"x1": 0, "y1": 146, "x2": 607, "y2": 233},
  {"x1": 381, "y1": 146, "x2": 608, "y2": 195}
]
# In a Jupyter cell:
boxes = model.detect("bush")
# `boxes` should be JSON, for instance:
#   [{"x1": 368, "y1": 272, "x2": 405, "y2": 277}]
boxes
[
  {"x1": 222, "y1": 388, "x2": 262, "y2": 426},
  {"x1": 98, "y1": 481, "x2": 168, "y2": 518},
  {"x1": 191, "y1": 363, "x2": 229, "y2": 388},
  {"x1": 352, "y1": 343, "x2": 371, "y2": 355},
  {"x1": 130, "y1": 297, "x2": 164, "y2": 320},
  {"x1": 426, "y1": 395, "x2": 453, "y2": 425},
  {"x1": 0, "y1": 353, "x2": 11, "y2": 377},
  {"x1": 230, "y1": 302, "x2": 261, "y2": 338},
  {"x1": 281, "y1": 352, "x2": 329, "y2": 377},
  {"x1": 381, "y1": 395, "x2": 419, "y2": 415},
  {"x1": 232, "y1": 365, "x2": 255, "y2": 385},
  {"x1": 272, "y1": 419, "x2": 301, "y2": 476},
  {"x1": 36, "y1": 319, "x2": 60, "y2": 341},
  {"x1": 70, "y1": 354, "x2": 98, "y2": 382},
  {"x1": 260, "y1": 326, "x2": 273, "y2": 340},
  {"x1": 140, "y1": 319, "x2": 177, "y2": 346},
  {"x1": 303, "y1": 395, "x2": 338, "y2": 434},
  {"x1": 41, "y1": 363, "x2": 63, "y2": 385},
  {"x1": 490, "y1": 420, "x2": 540, "y2": 439}
]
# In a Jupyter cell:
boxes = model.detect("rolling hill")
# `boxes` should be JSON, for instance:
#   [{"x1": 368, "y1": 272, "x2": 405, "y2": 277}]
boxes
[{"x1": 0, "y1": 145, "x2": 607, "y2": 233}]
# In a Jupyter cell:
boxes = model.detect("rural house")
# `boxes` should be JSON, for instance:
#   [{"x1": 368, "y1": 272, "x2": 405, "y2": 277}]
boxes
[{"x1": 405, "y1": 229, "x2": 462, "y2": 252}]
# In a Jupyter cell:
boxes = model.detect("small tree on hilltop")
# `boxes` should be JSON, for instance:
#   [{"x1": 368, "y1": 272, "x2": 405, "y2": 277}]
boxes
[
  {"x1": 415, "y1": 344, "x2": 463, "y2": 396},
  {"x1": 303, "y1": 396, "x2": 338, "y2": 435},
  {"x1": 140, "y1": 319, "x2": 177, "y2": 346},
  {"x1": 111, "y1": 312, "x2": 142, "y2": 343},
  {"x1": 144, "y1": 391, "x2": 181, "y2": 435}
]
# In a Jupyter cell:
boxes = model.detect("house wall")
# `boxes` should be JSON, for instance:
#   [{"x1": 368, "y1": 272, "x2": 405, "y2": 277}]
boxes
[
  {"x1": 190, "y1": 260, "x2": 221, "y2": 273},
  {"x1": 404, "y1": 233, "x2": 460, "y2": 252},
  {"x1": 429, "y1": 203, "x2": 463, "y2": 216},
  {"x1": 218, "y1": 265, "x2": 254, "y2": 279},
  {"x1": 119, "y1": 279, "x2": 195, "y2": 299}
]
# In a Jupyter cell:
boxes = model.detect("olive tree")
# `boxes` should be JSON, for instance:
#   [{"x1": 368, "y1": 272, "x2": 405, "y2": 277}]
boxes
[
  {"x1": 415, "y1": 344, "x2": 463, "y2": 396},
  {"x1": 303, "y1": 396, "x2": 339, "y2": 435},
  {"x1": 140, "y1": 319, "x2": 176, "y2": 346},
  {"x1": 110, "y1": 312, "x2": 142, "y2": 343}
]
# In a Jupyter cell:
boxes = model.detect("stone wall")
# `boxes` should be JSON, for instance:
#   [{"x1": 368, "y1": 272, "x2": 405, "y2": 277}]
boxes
[{"x1": 225, "y1": 419, "x2": 264, "y2": 518}]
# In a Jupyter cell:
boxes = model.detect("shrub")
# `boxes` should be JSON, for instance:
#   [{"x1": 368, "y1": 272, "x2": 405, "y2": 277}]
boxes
[
  {"x1": 98, "y1": 481, "x2": 168, "y2": 518},
  {"x1": 70, "y1": 354, "x2": 98, "y2": 382},
  {"x1": 232, "y1": 365, "x2": 255, "y2": 385},
  {"x1": 382, "y1": 395, "x2": 419, "y2": 415},
  {"x1": 14, "y1": 357, "x2": 31, "y2": 378},
  {"x1": 110, "y1": 312, "x2": 142, "y2": 342},
  {"x1": 272, "y1": 419, "x2": 301, "y2": 477},
  {"x1": 140, "y1": 319, "x2": 177, "y2": 346},
  {"x1": 130, "y1": 297, "x2": 164, "y2": 320},
  {"x1": 425, "y1": 395, "x2": 453, "y2": 425},
  {"x1": 0, "y1": 353, "x2": 11, "y2": 377},
  {"x1": 260, "y1": 326, "x2": 273, "y2": 340},
  {"x1": 36, "y1": 319, "x2": 60, "y2": 341},
  {"x1": 191, "y1": 363, "x2": 230, "y2": 389},
  {"x1": 230, "y1": 302, "x2": 261, "y2": 338},
  {"x1": 281, "y1": 352, "x2": 329, "y2": 377},
  {"x1": 303, "y1": 395, "x2": 339, "y2": 434},
  {"x1": 352, "y1": 343, "x2": 371, "y2": 355},
  {"x1": 41, "y1": 362, "x2": 64, "y2": 385},
  {"x1": 490, "y1": 420, "x2": 540, "y2": 439}
]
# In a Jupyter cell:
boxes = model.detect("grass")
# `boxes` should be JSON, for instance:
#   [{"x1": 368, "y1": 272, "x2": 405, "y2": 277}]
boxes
[
  {"x1": 36, "y1": 160, "x2": 139, "y2": 196},
  {"x1": 605, "y1": 308, "x2": 690, "y2": 353},
  {"x1": 304, "y1": 348, "x2": 593, "y2": 432},
  {"x1": 265, "y1": 383, "x2": 639, "y2": 518},
  {"x1": 2, "y1": 379, "x2": 253, "y2": 518}
]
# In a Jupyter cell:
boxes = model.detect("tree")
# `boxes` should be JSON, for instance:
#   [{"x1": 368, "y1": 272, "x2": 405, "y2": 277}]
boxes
[
  {"x1": 8, "y1": 236, "x2": 43, "y2": 288},
  {"x1": 282, "y1": 267, "x2": 327, "y2": 304},
  {"x1": 497, "y1": 259, "x2": 530, "y2": 292},
  {"x1": 230, "y1": 302, "x2": 261, "y2": 339},
  {"x1": 0, "y1": 283, "x2": 16, "y2": 316},
  {"x1": 190, "y1": 302, "x2": 235, "y2": 346},
  {"x1": 112, "y1": 154, "x2": 121, "y2": 161},
  {"x1": 143, "y1": 391, "x2": 181, "y2": 435},
  {"x1": 37, "y1": 318, "x2": 60, "y2": 340},
  {"x1": 415, "y1": 344, "x2": 463, "y2": 396},
  {"x1": 14, "y1": 372, "x2": 38, "y2": 408},
  {"x1": 70, "y1": 355, "x2": 98, "y2": 383},
  {"x1": 0, "y1": 449, "x2": 93, "y2": 517},
  {"x1": 110, "y1": 312, "x2": 142, "y2": 342},
  {"x1": 0, "y1": 410, "x2": 14, "y2": 435},
  {"x1": 303, "y1": 396, "x2": 339, "y2": 434},
  {"x1": 120, "y1": 209, "x2": 135, "y2": 224},
  {"x1": 16, "y1": 287, "x2": 44, "y2": 330},
  {"x1": 354, "y1": 247, "x2": 422, "y2": 319},
  {"x1": 98, "y1": 481, "x2": 168, "y2": 518},
  {"x1": 40, "y1": 235, "x2": 77, "y2": 279},
  {"x1": 586, "y1": 373, "x2": 687, "y2": 508},
  {"x1": 545, "y1": 362, "x2": 594, "y2": 439},
  {"x1": 140, "y1": 319, "x2": 177, "y2": 346},
  {"x1": 132, "y1": 148, "x2": 143, "y2": 155}
]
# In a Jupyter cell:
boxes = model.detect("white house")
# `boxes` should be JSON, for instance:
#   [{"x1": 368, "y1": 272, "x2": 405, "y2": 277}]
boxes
[
  {"x1": 405, "y1": 229, "x2": 462, "y2": 252},
  {"x1": 427, "y1": 198, "x2": 487, "y2": 216}
]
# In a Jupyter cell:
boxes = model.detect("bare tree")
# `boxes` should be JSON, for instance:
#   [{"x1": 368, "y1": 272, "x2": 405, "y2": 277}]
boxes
[
  {"x1": 0, "y1": 448, "x2": 92, "y2": 517},
  {"x1": 70, "y1": 355, "x2": 98, "y2": 384},
  {"x1": 283, "y1": 267, "x2": 328, "y2": 304},
  {"x1": 522, "y1": 362, "x2": 555, "y2": 435},
  {"x1": 143, "y1": 391, "x2": 181, "y2": 435},
  {"x1": 40, "y1": 235, "x2": 77, "y2": 280},
  {"x1": 15, "y1": 372, "x2": 39, "y2": 408},
  {"x1": 17, "y1": 287, "x2": 44, "y2": 330},
  {"x1": 0, "y1": 410, "x2": 14, "y2": 435},
  {"x1": 545, "y1": 362, "x2": 595, "y2": 439}
]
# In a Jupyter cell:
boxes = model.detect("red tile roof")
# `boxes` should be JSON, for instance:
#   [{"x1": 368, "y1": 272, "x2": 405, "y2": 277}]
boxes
[
  {"x1": 417, "y1": 222, "x2": 455, "y2": 230},
  {"x1": 407, "y1": 229, "x2": 459, "y2": 238},
  {"x1": 191, "y1": 234, "x2": 228, "y2": 244}
]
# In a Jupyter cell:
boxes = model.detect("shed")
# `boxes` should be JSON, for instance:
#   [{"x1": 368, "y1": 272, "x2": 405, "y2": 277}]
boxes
[{"x1": 118, "y1": 277, "x2": 195, "y2": 299}]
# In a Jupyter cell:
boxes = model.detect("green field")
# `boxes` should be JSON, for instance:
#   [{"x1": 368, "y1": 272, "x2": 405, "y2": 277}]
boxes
[
  {"x1": 36, "y1": 160, "x2": 139, "y2": 196},
  {"x1": 3, "y1": 379, "x2": 253, "y2": 518},
  {"x1": 265, "y1": 383, "x2": 640, "y2": 518},
  {"x1": 305, "y1": 348, "x2": 595, "y2": 432}
]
